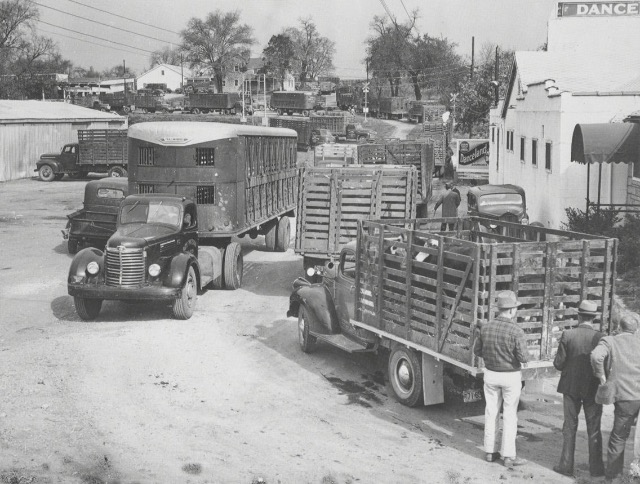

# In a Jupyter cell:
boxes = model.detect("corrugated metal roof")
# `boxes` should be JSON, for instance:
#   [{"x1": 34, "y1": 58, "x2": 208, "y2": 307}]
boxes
[
  {"x1": 0, "y1": 100, "x2": 125, "y2": 122},
  {"x1": 515, "y1": 49, "x2": 640, "y2": 94}
]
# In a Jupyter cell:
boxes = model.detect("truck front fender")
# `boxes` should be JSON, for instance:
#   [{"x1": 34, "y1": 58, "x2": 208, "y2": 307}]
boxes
[
  {"x1": 164, "y1": 253, "x2": 200, "y2": 289},
  {"x1": 68, "y1": 247, "x2": 104, "y2": 283},
  {"x1": 36, "y1": 158, "x2": 63, "y2": 173},
  {"x1": 288, "y1": 284, "x2": 340, "y2": 335}
]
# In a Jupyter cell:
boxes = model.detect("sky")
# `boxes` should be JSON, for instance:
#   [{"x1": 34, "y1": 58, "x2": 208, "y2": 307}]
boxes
[{"x1": 34, "y1": 0, "x2": 559, "y2": 78}]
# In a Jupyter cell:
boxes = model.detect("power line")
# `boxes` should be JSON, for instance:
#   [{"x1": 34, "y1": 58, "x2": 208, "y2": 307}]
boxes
[
  {"x1": 36, "y1": 19, "x2": 157, "y2": 54},
  {"x1": 32, "y1": 1, "x2": 175, "y2": 45},
  {"x1": 63, "y1": 0, "x2": 181, "y2": 36},
  {"x1": 38, "y1": 27, "x2": 150, "y2": 59}
]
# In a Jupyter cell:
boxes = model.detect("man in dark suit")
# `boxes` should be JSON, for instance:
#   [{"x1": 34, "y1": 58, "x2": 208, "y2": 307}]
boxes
[{"x1": 553, "y1": 300, "x2": 605, "y2": 477}]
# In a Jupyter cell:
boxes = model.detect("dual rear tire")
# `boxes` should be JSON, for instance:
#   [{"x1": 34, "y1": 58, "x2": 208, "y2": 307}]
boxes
[{"x1": 265, "y1": 216, "x2": 290, "y2": 252}]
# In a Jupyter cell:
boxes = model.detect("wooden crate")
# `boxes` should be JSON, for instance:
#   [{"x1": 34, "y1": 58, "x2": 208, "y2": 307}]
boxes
[
  {"x1": 295, "y1": 166, "x2": 417, "y2": 260},
  {"x1": 355, "y1": 217, "x2": 617, "y2": 371},
  {"x1": 313, "y1": 144, "x2": 358, "y2": 167}
]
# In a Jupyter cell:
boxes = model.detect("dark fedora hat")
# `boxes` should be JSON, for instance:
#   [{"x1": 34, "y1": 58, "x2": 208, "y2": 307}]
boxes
[
  {"x1": 496, "y1": 290, "x2": 521, "y2": 309},
  {"x1": 577, "y1": 300, "x2": 598, "y2": 316}
]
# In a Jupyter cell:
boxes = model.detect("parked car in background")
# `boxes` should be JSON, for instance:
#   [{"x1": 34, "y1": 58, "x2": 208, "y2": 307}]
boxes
[
  {"x1": 63, "y1": 178, "x2": 128, "y2": 254},
  {"x1": 466, "y1": 184, "x2": 529, "y2": 224}
]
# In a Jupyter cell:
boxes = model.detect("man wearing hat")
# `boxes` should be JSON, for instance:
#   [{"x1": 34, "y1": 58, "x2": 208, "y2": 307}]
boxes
[
  {"x1": 552, "y1": 299, "x2": 605, "y2": 478},
  {"x1": 474, "y1": 290, "x2": 529, "y2": 467},
  {"x1": 433, "y1": 182, "x2": 460, "y2": 231},
  {"x1": 591, "y1": 315, "x2": 640, "y2": 483}
]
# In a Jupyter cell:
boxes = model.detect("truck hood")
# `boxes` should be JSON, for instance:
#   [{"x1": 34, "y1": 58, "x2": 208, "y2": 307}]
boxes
[
  {"x1": 40, "y1": 153, "x2": 60, "y2": 160},
  {"x1": 108, "y1": 224, "x2": 177, "y2": 249}
]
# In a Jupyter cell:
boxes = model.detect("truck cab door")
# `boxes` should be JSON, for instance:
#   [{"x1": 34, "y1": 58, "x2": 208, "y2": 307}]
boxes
[
  {"x1": 60, "y1": 145, "x2": 78, "y2": 171},
  {"x1": 334, "y1": 249, "x2": 357, "y2": 333}
]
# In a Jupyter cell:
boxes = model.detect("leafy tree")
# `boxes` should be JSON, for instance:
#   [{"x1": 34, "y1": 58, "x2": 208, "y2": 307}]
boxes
[
  {"x1": 181, "y1": 10, "x2": 255, "y2": 93},
  {"x1": 455, "y1": 44, "x2": 513, "y2": 137},
  {"x1": 150, "y1": 46, "x2": 182, "y2": 67},
  {"x1": 262, "y1": 34, "x2": 294, "y2": 90},
  {"x1": 102, "y1": 64, "x2": 136, "y2": 79},
  {"x1": 0, "y1": 0, "x2": 38, "y2": 53},
  {"x1": 284, "y1": 19, "x2": 335, "y2": 84}
]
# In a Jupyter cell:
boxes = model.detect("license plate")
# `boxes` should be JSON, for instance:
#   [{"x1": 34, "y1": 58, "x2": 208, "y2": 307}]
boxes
[{"x1": 463, "y1": 389, "x2": 483, "y2": 403}]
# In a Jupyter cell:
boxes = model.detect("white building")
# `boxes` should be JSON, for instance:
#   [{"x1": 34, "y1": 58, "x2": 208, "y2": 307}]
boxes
[
  {"x1": 489, "y1": 1, "x2": 640, "y2": 229},
  {"x1": 136, "y1": 64, "x2": 190, "y2": 92}
]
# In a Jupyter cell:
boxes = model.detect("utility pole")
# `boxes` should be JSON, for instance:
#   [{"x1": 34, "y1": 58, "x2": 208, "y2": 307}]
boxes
[
  {"x1": 123, "y1": 59, "x2": 127, "y2": 96},
  {"x1": 470, "y1": 37, "x2": 475, "y2": 80},
  {"x1": 263, "y1": 74, "x2": 267, "y2": 126},
  {"x1": 180, "y1": 53, "x2": 184, "y2": 91},
  {"x1": 494, "y1": 46, "x2": 499, "y2": 107}
]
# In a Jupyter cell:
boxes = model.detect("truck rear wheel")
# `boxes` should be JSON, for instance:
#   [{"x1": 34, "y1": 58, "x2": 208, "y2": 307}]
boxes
[
  {"x1": 298, "y1": 306, "x2": 317, "y2": 353},
  {"x1": 38, "y1": 164, "x2": 56, "y2": 182},
  {"x1": 275, "y1": 216, "x2": 290, "y2": 252},
  {"x1": 388, "y1": 345, "x2": 423, "y2": 407},
  {"x1": 74, "y1": 297, "x2": 103, "y2": 321},
  {"x1": 223, "y1": 242, "x2": 243, "y2": 290},
  {"x1": 172, "y1": 266, "x2": 197, "y2": 319},
  {"x1": 265, "y1": 221, "x2": 277, "y2": 251},
  {"x1": 108, "y1": 166, "x2": 127, "y2": 178}
]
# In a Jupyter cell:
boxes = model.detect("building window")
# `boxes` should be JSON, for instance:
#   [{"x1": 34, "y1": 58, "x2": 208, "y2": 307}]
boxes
[
  {"x1": 532, "y1": 139, "x2": 538, "y2": 167},
  {"x1": 491, "y1": 127, "x2": 495, "y2": 143},
  {"x1": 506, "y1": 130, "x2": 514, "y2": 152},
  {"x1": 520, "y1": 136, "x2": 525, "y2": 162},
  {"x1": 196, "y1": 186, "x2": 216, "y2": 205},
  {"x1": 234, "y1": 65, "x2": 239, "y2": 72},
  {"x1": 222, "y1": 80, "x2": 226, "y2": 87},
  {"x1": 139, "y1": 147, "x2": 155, "y2": 166},
  {"x1": 161, "y1": 70, "x2": 165, "y2": 76},
  {"x1": 195, "y1": 148, "x2": 215, "y2": 166},
  {"x1": 545, "y1": 142, "x2": 552, "y2": 171},
  {"x1": 234, "y1": 79, "x2": 239, "y2": 87}
]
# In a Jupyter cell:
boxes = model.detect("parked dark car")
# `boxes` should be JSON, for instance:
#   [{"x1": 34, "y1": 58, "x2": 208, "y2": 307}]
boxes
[
  {"x1": 63, "y1": 178, "x2": 128, "y2": 254},
  {"x1": 310, "y1": 128, "x2": 336, "y2": 146},
  {"x1": 466, "y1": 184, "x2": 529, "y2": 224}
]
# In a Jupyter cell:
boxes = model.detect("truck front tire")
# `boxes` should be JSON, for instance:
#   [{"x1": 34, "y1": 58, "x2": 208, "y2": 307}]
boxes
[
  {"x1": 298, "y1": 306, "x2": 317, "y2": 353},
  {"x1": 38, "y1": 164, "x2": 56, "y2": 182},
  {"x1": 223, "y1": 242, "x2": 243, "y2": 290},
  {"x1": 74, "y1": 297, "x2": 103, "y2": 321},
  {"x1": 172, "y1": 266, "x2": 196, "y2": 319},
  {"x1": 388, "y1": 345, "x2": 423, "y2": 407}
]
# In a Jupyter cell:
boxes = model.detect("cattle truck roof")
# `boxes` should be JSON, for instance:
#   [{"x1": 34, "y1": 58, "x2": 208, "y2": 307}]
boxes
[{"x1": 128, "y1": 121, "x2": 297, "y2": 146}]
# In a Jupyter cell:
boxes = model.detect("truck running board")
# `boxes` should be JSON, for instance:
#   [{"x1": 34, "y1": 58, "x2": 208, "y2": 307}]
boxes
[{"x1": 314, "y1": 333, "x2": 373, "y2": 353}]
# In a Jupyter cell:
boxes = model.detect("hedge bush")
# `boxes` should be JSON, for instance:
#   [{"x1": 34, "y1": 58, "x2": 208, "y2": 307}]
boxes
[{"x1": 562, "y1": 207, "x2": 640, "y2": 274}]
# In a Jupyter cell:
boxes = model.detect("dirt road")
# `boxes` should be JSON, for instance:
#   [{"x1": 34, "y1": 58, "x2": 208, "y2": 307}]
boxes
[{"x1": 0, "y1": 162, "x2": 630, "y2": 483}]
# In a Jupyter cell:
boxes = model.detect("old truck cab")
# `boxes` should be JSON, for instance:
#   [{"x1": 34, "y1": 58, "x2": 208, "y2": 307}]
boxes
[
  {"x1": 68, "y1": 194, "x2": 223, "y2": 321},
  {"x1": 466, "y1": 184, "x2": 529, "y2": 224},
  {"x1": 36, "y1": 143, "x2": 79, "y2": 181}
]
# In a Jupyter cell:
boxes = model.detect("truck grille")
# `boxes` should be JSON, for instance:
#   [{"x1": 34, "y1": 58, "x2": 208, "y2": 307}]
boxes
[{"x1": 105, "y1": 247, "x2": 145, "y2": 287}]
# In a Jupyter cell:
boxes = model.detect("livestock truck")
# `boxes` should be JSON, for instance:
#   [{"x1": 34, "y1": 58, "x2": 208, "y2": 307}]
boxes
[
  {"x1": 268, "y1": 117, "x2": 313, "y2": 151},
  {"x1": 288, "y1": 217, "x2": 617, "y2": 406},
  {"x1": 270, "y1": 91, "x2": 317, "y2": 116},
  {"x1": 100, "y1": 92, "x2": 173, "y2": 114},
  {"x1": 408, "y1": 101, "x2": 447, "y2": 124},
  {"x1": 186, "y1": 92, "x2": 252, "y2": 115},
  {"x1": 67, "y1": 121, "x2": 299, "y2": 321},
  {"x1": 309, "y1": 114, "x2": 375, "y2": 142},
  {"x1": 36, "y1": 129, "x2": 128, "y2": 181},
  {"x1": 378, "y1": 97, "x2": 409, "y2": 120},
  {"x1": 295, "y1": 165, "x2": 418, "y2": 274}
]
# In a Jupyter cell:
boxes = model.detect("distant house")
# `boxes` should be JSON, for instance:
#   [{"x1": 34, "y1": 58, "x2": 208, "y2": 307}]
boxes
[
  {"x1": 136, "y1": 64, "x2": 191, "y2": 92},
  {"x1": 0, "y1": 100, "x2": 126, "y2": 182}
]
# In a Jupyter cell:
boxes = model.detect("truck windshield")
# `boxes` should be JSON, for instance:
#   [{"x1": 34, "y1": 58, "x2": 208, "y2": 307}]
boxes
[
  {"x1": 120, "y1": 201, "x2": 181, "y2": 227},
  {"x1": 478, "y1": 193, "x2": 523, "y2": 209}
]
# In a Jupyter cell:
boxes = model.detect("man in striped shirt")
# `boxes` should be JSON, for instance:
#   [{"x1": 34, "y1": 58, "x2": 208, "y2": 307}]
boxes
[{"x1": 474, "y1": 290, "x2": 529, "y2": 467}]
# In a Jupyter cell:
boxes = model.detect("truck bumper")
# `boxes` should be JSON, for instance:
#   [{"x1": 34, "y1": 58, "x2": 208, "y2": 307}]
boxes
[{"x1": 68, "y1": 283, "x2": 181, "y2": 300}]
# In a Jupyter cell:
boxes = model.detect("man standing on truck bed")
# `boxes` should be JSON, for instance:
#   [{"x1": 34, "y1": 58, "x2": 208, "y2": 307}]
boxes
[
  {"x1": 474, "y1": 290, "x2": 529, "y2": 468},
  {"x1": 552, "y1": 300, "x2": 605, "y2": 478}
]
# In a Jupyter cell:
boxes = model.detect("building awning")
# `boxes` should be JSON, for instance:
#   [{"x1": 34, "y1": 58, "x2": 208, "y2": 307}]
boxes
[{"x1": 571, "y1": 122, "x2": 640, "y2": 164}]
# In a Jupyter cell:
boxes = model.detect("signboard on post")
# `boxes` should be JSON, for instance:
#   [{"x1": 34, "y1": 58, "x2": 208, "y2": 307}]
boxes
[
  {"x1": 558, "y1": 2, "x2": 640, "y2": 16},
  {"x1": 450, "y1": 138, "x2": 490, "y2": 181}
]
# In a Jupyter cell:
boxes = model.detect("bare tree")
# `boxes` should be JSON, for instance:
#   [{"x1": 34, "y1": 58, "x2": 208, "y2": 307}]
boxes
[
  {"x1": 285, "y1": 19, "x2": 335, "y2": 84},
  {"x1": 150, "y1": 46, "x2": 182, "y2": 68},
  {"x1": 181, "y1": 10, "x2": 255, "y2": 93},
  {"x1": 0, "y1": 0, "x2": 38, "y2": 51}
]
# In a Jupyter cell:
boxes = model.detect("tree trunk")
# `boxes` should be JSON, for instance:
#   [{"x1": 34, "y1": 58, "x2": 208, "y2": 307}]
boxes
[
  {"x1": 215, "y1": 71, "x2": 224, "y2": 93},
  {"x1": 410, "y1": 73, "x2": 421, "y2": 100}
]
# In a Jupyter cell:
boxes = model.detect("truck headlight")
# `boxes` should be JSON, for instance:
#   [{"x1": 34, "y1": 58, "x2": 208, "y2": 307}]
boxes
[
  {"x1": 86, "y1": 261, "x2": 100, "y2": 275},
  {"x1": 148, "y1": 264, "x2": 161, "y2": 277}
]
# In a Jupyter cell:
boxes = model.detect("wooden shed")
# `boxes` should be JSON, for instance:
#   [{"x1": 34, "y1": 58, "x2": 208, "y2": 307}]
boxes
[{"x1": 0, "y1": 100, "x2": 127, "y2": 182}]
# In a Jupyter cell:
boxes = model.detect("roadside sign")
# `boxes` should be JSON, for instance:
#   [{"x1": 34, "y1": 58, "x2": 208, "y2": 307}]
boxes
[
  {"x1": 363, "y1": 107, "x2": 369, "y2": 113},
  {"x1": 362, "y1": 88, "x2": 370, "y2": 93},
  {"x1": 363, "y1": 82, "x2": 370, "y2": 89}
]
